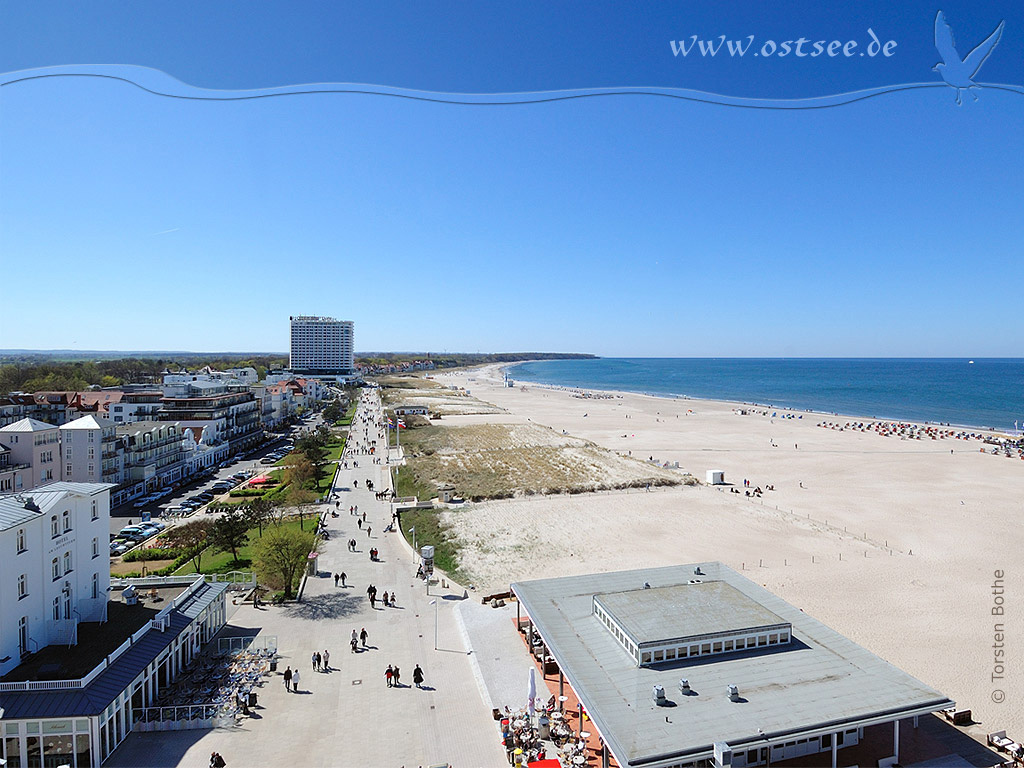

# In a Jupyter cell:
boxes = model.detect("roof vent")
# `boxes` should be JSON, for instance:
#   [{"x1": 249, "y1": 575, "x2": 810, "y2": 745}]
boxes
[
  {"x1": 728, "y1": 684, "x2": 740, "y2": 701},
  {"x1": 643, "y1": 582, "x2": 651, "y2": 589},
  {"x1": 679, "y1": 679, "x2": 691, "y2": 695},
  {"x1": 652, "y1": 685, "x2": 667, "y2": 705}
]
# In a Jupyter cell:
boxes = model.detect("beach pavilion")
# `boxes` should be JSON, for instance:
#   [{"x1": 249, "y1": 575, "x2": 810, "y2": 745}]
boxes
[{"x1": 511, "y1": 563, "x2": 955, "y2": 768}]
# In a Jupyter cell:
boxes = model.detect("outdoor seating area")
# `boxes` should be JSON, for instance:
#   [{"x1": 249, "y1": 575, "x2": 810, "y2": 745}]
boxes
[
  {"x1": 497, "y1": 699, "x2": 600, "y2": 767},
  {"x1": 988, "y1": 731, "x2": 1024, "y2": 765},
  {"x1": 149, "y1": 645, "x2": 275, "y2": 725}
]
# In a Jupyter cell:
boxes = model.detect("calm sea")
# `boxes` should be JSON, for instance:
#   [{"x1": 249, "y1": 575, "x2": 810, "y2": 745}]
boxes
[{"x1": 506, "y1": 359, "x2": 1024, "y2": 431}]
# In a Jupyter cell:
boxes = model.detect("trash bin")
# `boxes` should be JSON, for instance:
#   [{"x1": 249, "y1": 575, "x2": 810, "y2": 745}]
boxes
[
  {"x1": 538, "y1": 715, "x2": 550, "y2": 740},
  {"x1": 269, "y1": 659, "x2": 278, "y2": 673},
  {"x1": 248, "y1": 691, "x2": 258, "y2": 708}
]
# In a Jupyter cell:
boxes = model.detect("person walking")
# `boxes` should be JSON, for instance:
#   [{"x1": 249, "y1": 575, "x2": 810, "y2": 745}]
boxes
[
  {"x1": 322, "y1": 649, "x2": 330, "y2": 671},
  {"x1": 210, "y1": 752, "x2": 226, "y2": 768},
  {"x1": 291, "y1": 669, "x2": 300, "y2": 693},
  {"x1": 340, "y1": 571, "x2": 346, "y2": 587},
  {"x1": 382, "y1": 590, "x2": 389, "y2": 607},
  {"x1": 358, "y1": 519, "x2": 362, "y2": 530},
  {"x1": 361, "y1": 511, "x2": 366, "y2": 523},
  {"x1": 392, "y1": 666, "x2": 401, "y2": 687},
  {"x1": 385, "y1": 665, "x2": 394, "y2": 688},
  {"x1": 311, "y1": 652, "x2": 319, "y2": 672},
  {"x1": 360, "y1": 627, "x2": 368, "y2": 648},
  {"x1": 366, "y1": 525, "x2": 372, "y2": 538},
  {"x1": 334, "y1": 573, "x2": 339, "y2": 587},
  {"x1": 413, "y1": 664, "x2": 424, "y2": 688},
  {"x1": 283, "y1": 666, "x2": 292, "y2": 692}
]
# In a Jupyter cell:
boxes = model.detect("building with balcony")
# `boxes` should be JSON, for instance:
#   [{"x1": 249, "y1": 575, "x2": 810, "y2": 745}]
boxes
[
  {"x1": 105, "y1": 391, "x2": 164, "y2": 424},
  {"x1": 116, "y1": 421, "x2": 187, "y2": 497},
  {"x1": 157, "y1": 382, "x2": 261, "y2": 455},
  {"x1": 289, "y1": 315, "x2": 355, "y2": 375},
  {"x1": 59, "y1": 416, "x2": 124, "y2": 488},
  {"x1": 0, "y1": 418, "x2": 61, "y2": 491}
]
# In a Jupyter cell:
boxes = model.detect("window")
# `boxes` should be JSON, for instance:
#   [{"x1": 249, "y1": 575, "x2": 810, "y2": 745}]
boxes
[
  {"x1": 701, "y1": 643, "x2": 711, "y2": 654},
  {"x1": 735, "y1": 638, "x2": 746, "y2": 649},
  {"x1": 758, "y1": 635, "x2": 767, "y2": 647},
  {"x1": 66, "y1": 463, "x2": 73, "y2": 476},
  {"x1": 724, "y1": 640, "x2": 734, "y2": 652},
  {"x1": 52, "y1": 557, "x2": 60, "y2": 580},
  {"x1": 780, "y1": 631, "x2": 790, "y2": 642},
  {"x1": 51, "y1": 515, "x2": 59, "y2": 538},
  {"x1": 88, "y1": 463, "x2": 94, "y2": 475},
  {"x1": 64, "y1": 551, "x2": 73, "y2": 574},
  {"x1": 63, "y1": 510, "x2": 72, "y2": 532},
  {"x1": 19, "y1": 616, "x2": 28, "y2": 655},
  {"x1": 18, "y1": 573, "x2": 27, "y2": 598},
  {"x1": 88, "y1": 431, "x2": 94, "y2": 442},
  {"x1": 92, "y1": 573, "x2": 99, "y2": 599},
  {"x1": 712, "y1": 641, "x2": 723, "y2": 653},
  {"x1": 16, "y1": 527, "x2": 26, "y2": 553},
  {"x1": 53, "y1": 596, "x2": 61, "y2": 621},
  {"x1": 92, "y1": 500, "x2": 98, "y2": 520},
  {"x1": 769, "y1": 633, "x2": 778, "y2": 644},
  {"x1": 92, "y1": 537, "x2": 99, "y2": 558},
  {"x1": 88, "y1": 447, "x2": 95, "y2": 459}
]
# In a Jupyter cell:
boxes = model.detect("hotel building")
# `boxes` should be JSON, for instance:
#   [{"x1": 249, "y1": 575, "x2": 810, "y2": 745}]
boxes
[{"x1": 288, "y1": 315, "x2": 355, "y2": 375}]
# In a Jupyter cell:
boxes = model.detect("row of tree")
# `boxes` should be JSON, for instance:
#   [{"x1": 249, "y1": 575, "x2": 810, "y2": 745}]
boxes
[
  {"x1": 163, "y1": 499, "x2": 314, "y2": 598},
  {"x1": 0, "y1": 355, "x2": 288, "y2": 395}
]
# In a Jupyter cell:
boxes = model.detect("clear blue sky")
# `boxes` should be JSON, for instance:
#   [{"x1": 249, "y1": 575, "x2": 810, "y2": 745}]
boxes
[{"x1": 1, "y1": 1, "x2": 1022, "y2": 357}]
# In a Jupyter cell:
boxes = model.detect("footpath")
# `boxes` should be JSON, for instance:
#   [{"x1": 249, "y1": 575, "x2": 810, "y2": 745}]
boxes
[{"x1": 107, "y1": 389, "x2": 506, "y2": 768}]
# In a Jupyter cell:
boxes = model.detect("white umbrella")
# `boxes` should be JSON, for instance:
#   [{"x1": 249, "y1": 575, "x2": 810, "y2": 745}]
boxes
[{"x1": 527, "y1": 666, "x2": 537, "y2": 717}]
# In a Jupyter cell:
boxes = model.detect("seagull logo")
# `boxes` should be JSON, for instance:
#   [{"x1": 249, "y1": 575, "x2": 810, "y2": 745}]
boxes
[{"x1": 933, "y1": 10, "x2": 1004, "y2": 104}]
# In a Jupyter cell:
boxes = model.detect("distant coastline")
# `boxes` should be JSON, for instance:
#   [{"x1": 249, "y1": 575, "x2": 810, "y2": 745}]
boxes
[{"x1": 503, "y1": 358, "x2": 1024, "y2": 434}]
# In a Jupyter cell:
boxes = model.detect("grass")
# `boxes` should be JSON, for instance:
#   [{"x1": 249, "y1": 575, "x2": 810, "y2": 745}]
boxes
[
  {"x1": 174, "y1": 518, "x2": 315, "y2": 575},
  {"x1": 399, "y1": 505, "x2": 467, "y2": 584},
  {"x1": 394, "y1": 464, "x2": 438, "y2": 500},
  {"x1": 337, "y1": 400, "x2": 357, "y2": 426}
]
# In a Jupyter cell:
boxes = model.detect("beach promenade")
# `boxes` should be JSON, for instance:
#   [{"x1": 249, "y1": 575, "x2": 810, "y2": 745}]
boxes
[{"x1": 107, "y1": 389, "x2": 506, "y2": 768}]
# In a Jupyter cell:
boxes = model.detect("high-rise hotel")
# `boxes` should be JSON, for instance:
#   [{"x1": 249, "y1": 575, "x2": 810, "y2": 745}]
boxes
[{"x1": 289, "y1": 316, "x2": 355, "y2": 375}]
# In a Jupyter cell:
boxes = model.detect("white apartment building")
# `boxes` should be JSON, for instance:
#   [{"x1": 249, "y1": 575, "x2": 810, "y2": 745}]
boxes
[
  {"x1": 59, "y1": 416, "x2": 124, "y2": 487},
  {"x1": 289, "y1": 315, "x2": 354, "y2": 374},
  {"x1": 0, "y1": 418, "x2": 61, "y2": 491},
  {"x1": 0, "y1": 482, "x2": 112, "y2": 677}
]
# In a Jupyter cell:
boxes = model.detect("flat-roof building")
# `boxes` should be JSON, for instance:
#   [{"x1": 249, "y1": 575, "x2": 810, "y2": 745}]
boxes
[{"x1": 512, "y1": 563, "x2": 954, "y2": 768}]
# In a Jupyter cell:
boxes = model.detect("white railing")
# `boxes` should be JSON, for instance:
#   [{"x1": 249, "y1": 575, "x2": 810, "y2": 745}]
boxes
[
  {"x1": 217, "y1": 635, "x2": 278, "y2": 655},
  {"x1": 0, "y1": 678, "x2": 83, "y2": 692},
  {"x1": 131, "y1": 704, "x2": 224, "y2": 732}
]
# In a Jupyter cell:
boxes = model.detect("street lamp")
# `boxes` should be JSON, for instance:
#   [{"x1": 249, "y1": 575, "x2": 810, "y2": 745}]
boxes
[{"x1": 429, "y1": 598, "x2": 438, "y2": 650}]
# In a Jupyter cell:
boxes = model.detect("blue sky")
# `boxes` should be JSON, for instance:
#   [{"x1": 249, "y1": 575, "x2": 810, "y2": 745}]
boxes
[{"x1": 1, "y1": 1, "x2": 1023, "y2": 356}]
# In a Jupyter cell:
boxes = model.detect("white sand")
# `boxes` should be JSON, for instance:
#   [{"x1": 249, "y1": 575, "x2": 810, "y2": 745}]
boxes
[{"x1": 432, "y1": 365, "x2": 1024, "y2": 739}]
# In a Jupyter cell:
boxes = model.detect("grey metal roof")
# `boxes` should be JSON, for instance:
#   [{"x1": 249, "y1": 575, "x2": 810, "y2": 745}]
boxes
[
  {"x1": 0, "y1": 418, "x2": 57, "y2": 433},
  {"x1": 596, "y1": 582, "x2": 789, "y2": 646},
  {"x1": 0, "y1": 612, "x2": 191, "y2": 719},
  {"x1": 176, "y1": 581, "x2": 229, "y2": 619},
  {"x1": 512, "y1": 563, "x2": 954, "y2": 768},
  {"x1": 0, "y1": 483, "x2": 113, "y2": 531}
]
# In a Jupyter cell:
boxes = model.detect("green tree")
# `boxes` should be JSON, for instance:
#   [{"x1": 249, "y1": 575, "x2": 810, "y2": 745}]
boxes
[
  {"x1": 253, "y1": 526, "x2": 315, "y2": 599},
  {"x1": 163, "y1": 519, "x2": 215, "y2": 572},
  {"x1": 247, "y1": 497, "x2": 274, "y2": 536},
  {"x1": 209, "y1": 509, "x2": 251, "y2": 566},
  {"x1": 322, "y1": 398, "x2": 343, "y2": 424}
]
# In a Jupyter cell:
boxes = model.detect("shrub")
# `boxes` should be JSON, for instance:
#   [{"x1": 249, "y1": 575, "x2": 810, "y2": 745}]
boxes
[{"x1": 122, "y1": 547, "x2": 181, "y2": 563}]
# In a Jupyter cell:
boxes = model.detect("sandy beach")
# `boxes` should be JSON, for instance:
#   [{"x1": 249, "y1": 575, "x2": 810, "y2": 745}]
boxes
[{"x1": 427, "y1": 364, "x2": 1023, "y2": 740}]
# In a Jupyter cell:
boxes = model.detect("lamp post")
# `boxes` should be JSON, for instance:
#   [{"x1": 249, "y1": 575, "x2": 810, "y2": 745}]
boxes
[{"x1": 429, "y1": 598, "x2": 438, "y2": 650}]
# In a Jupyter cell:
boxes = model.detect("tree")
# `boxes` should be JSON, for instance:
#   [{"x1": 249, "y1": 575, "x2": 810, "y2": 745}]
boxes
[
  {"x1": 252, "y1": 526, "x2": 315, "y2": 599},
  {"x1": 163, "y1": 519, "x2": 214, "y2": 572},
  {"x1": 295, "y1": 431, "x2": 330, "y2": 489},
  {"x1": 247, "y1": 497, "x2": 274, "y2": 536},
  {"x1": 209, "y1": 509, "x2": 251, "y2": 566},
  {"x1": 322, "y1": 398, "x2": 343, "y2": 424}
]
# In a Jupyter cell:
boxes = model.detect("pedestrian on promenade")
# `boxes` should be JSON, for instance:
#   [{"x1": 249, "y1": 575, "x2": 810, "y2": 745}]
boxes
[
  {"x1": 311, "y1": 652, "x2": 319, "y2": 671},
  {"x1": 413, "y1": 665, "x2": 424, "y2": 688},
  {"x1": 354, "y1": 505, "x2": 358, "y2": 515},
  {"x1": 334, "y1": 573, "x2": 340, "y2": 587},
  {"x1": 367, "y1": 525, "x2": 372, "y2": 538},
  {"x1": 389, "y1": 592, "x2": 396, "y2": 608},
  {"x1": 358, "y1": 519, "x2": 362, "y2": 530},
  {"x1": 362, "y1": 511, "x2": 366, "y2": 523},
  {"x1": 385, "y1": 665, "x2": 394, "y2": 687},
  {"x1": 382, "y1": 590, "x2": 389, "y2": 607},
  {"x1": 340, "y1": 571, "x2": 347, "y2": 587},
  {"x1": 291, "y1": 669, "x2": 300, "y2": 693},
  {"x1": 323, "y1": 650, "x2": 330, "y2": 671},
  {"x1": 360, "y1": 627, "x2": 368, "y2": 647},
  {"x1": 283, "y1": 666, "x2": 292, "y2": 692},
  {"x1": 393, "y1": 666, "x2": 401, "y2": 687},
  {"x1": 210, "y1": 752, "x2": 226, "y2": 768}
]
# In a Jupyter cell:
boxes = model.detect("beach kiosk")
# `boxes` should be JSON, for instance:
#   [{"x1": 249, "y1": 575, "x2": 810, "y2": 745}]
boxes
[{"x1": 706, "y1": 469, "x2": 726, "y2": 485}]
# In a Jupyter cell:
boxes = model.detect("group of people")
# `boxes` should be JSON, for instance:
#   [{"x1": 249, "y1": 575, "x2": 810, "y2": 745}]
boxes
[
  {"x1": 310, "y1": 649, "x2": 330, "y2": 672},
  {"x1": 384, "y1": 663, "x2": 424, "y2": 688},
  {"x1": 351, "y1": 627, "x2": 369, "y2": 652}
]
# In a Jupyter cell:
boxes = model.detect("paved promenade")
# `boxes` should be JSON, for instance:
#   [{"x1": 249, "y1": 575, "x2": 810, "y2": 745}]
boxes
[{"x1": 108, "y1": 389, "x2": 507, "y2": 768}]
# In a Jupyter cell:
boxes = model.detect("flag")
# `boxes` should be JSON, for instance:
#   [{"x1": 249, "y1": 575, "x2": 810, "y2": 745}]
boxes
[{"x1": 398, "y1": 419, "x2": 406, "y2": 429}]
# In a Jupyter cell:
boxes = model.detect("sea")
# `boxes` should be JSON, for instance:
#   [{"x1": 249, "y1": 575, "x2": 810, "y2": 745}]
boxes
[{"x1": 505, "y1": 358, "x2": 1024, "y2": 433}]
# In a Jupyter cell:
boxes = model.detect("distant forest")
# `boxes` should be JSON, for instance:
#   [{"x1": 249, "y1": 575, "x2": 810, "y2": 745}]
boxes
[{"x1": 0, "y1": 351, "x2": 595, "y2": 395}]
